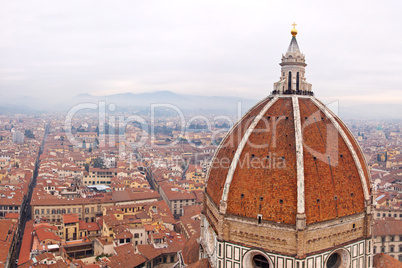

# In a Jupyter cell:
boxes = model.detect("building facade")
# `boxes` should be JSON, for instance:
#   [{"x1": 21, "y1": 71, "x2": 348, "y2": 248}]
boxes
[{"x1": 373, "y1": 219, "x2": 402, "y2": 261}]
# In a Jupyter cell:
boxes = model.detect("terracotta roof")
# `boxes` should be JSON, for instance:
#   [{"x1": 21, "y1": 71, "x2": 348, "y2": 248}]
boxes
[
  {"x1": 136, "y1": 244, "x2": 162, "y2": 260},
  {"x1": 34, "y1": 223, "x2": 58, "y2": 231},
  {"x1": 86, "y1": 222, "x2": 100, "y2": 231},
  {"x1": 109, "y1": 243, "x2": 147, "y2": 268},
  {"x1": 48, "y1": 260, "x2": 69, "y2": 268},
  {"x1": 18, "y1": 220, "x2": 34, "y2": 265},
  {"x1": 373, "y1": 219, "x2": 402, "y2": 236},
  {"x1": 182, "y1": 236, "x2": 200, "y2": 265},
  {"x1": 0, "y1": 219, "x2": 17, "y2": 266},
  {"x1": 206, "y1": 96, "x2": 370, "y2": 225},
  {"x1": 111, "y1": 188, "x2": 160, "y2": 202},
  {"x1": 373, "y1": 253, "x2": 402, "y2": 268},
  {"x1": 63, "y1": 214, "x2": 79, "y2": 224},
  {"x1": 34, "y1": 252, "x2": 56, "y2": 262},
  {"x1": 188, "y1": 259, "x2": 211, "y2": 268},
  {"x1": 35, "y1": 228, "x2": 61, "y2": 242},
  {"x1": 4, "y1": 213, "x2": 19, "y2": 219}
]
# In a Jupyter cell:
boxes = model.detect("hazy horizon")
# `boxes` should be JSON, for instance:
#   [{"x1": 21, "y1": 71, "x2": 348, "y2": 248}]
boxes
[{"x1": 1, "y1": 0, "x2": 402, "y2": 106}]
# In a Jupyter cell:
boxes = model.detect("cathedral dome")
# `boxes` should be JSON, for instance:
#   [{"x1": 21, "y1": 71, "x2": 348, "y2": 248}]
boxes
[
  {"x1": 205, "y1": 95, "x2": 371, "y2": 226},
  {"x1": 201, "y1": 25, "x2": 373, "y2": 267}
]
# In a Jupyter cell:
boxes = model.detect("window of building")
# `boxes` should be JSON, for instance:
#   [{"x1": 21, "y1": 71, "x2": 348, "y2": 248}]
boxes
[
  {"x1": 390, "y1": 246, "x2": 395, "y2": 253},
  {"x1": 390, "y1": 236, "x2": 395, "y2": 242},
  {"x1": 381, "y1": 236, "x2": 386, "y2": 242}
]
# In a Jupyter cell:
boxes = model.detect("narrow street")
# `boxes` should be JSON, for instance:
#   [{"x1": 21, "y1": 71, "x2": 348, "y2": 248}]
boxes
[{"x1": 10, "y1": 123, "x2": 49, "y2": 268}]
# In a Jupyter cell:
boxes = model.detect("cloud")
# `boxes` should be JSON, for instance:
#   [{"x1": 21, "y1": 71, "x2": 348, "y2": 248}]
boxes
[{"x1": 0, "y1": 0, "x2": 401, "y2": 105}]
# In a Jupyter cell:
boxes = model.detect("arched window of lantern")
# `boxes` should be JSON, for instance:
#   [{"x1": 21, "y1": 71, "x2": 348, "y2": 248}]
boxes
[{"x1": 288, "y1": 72, "x2": 292, "y2": 90}]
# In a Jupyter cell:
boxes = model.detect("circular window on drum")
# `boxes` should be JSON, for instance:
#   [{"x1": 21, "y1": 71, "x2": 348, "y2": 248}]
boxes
[
  {"x1": 243, "y1": 250, "x2": 273, "y2": 268},
  {"x1": 253, "y1": 254, "x2": 270, "y2": 268},
  {"x1": 325, "y1": 248, "x2": 350, "y2": 268}
]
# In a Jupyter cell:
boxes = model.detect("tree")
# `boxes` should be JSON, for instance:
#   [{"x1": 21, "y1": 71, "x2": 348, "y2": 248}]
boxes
[
  {"x1": 24, "y1": 129, "x2": 35, "y2": 139},
  {"x1": 94, "y1": 138, "x2": 99, "y2": 147},
  {"x1": 92, "y1": 157, "x2": 105, "y2": 169},
  {"x1": 95, "y1": 254, "x2": 111, "y2": 261},
  {"x1": 84, "y1": 163, "x2": 90, "y2": 173}
]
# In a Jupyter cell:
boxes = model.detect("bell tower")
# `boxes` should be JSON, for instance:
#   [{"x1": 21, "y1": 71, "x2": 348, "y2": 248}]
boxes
[{"x1": 273, "y1": 23, "x2": 312, "y2": 95}]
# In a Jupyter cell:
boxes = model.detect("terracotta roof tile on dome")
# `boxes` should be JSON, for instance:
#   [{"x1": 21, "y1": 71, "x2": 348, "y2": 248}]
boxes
[
  {"x1": 226, "y1": 97, "x2": 298, "y2": 224},
  {"x1": 298, "y1": 98, "x2": 366, "y2": 224},
  {"x1": 205, "y1": 96, "x2": 370, "y2": 226},
  {"x1": 373, "y1": 253, "x2": 402, "y2": 268},
  {"x1": 314, "y1": 98, "x2": 371, "y2": 189},
  {"x1": 206, "y1": 96, "x2": 272, "y2": 206}
]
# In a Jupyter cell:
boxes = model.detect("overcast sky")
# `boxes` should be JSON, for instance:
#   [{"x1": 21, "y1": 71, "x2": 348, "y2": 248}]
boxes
[{"x1": 0, "y1": 0, "x2": 401, "y2": 106}]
